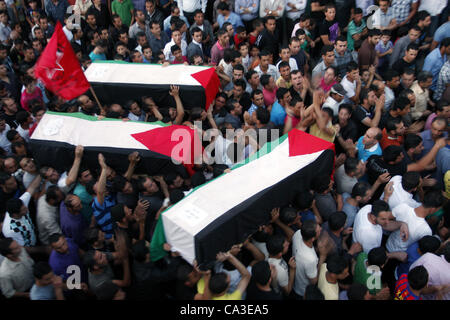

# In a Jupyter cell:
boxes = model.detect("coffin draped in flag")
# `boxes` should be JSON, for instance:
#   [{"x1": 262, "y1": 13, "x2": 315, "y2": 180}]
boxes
[
  {"x1": 150, "y1": 129, "x2": 335, "y2": 264},
  {"x1": 84, "y1": 61, "x2": 220, "y2": 110},
  {"x1": 29, "y1": 112, "x2": 202, "y2": 176},
  {"x1": 34, "y1": 22, "x2": 90, "y2": 100}
]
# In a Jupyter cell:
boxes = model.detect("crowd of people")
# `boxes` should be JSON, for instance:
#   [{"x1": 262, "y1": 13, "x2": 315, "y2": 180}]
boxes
[{"x1": 0, "y1": 0, "x2": 449, "y2": 301}]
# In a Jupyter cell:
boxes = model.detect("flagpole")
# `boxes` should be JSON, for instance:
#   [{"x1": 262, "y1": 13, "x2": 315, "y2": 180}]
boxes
[{"x1": 89, "y1": 87, "x2": 105, "y2": 115}]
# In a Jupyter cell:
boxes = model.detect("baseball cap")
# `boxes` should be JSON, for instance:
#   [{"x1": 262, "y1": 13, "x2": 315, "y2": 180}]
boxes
[{"x1": 330, "y1": 83, "x2": 347, "y2": 96}]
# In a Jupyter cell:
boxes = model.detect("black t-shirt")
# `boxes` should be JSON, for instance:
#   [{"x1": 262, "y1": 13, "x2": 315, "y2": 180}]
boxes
[
  {"x1": 2, "y1": 112, "x2": 18, "y2": 129},
  {"x1": 352, "y1": 105, "x2": 374, "y2": 137},
  {"x1": 392, "y1": 58, "x2": 417, "y2": 76},
  {"x1": 175, "y1": 281, "x2": 197, "y2": 300},
  {"x1": 366, "y1": 155, "x2": 408, "y2": 186},
  {"x1": 292, "y1": 50, "x2": 307, "y2": 75},
  {"x1": 319, "y1": 19, "x2": 340, "y2": 42},
  {"x1": 245, "y1": 279, "x2": 283, "y2": 300},
  {"x1": 379, "y1": 112, "x2": 402, "y2": 130},
  {"x1": 333, "y1": 117, "x2": 358, "y2": 155}
]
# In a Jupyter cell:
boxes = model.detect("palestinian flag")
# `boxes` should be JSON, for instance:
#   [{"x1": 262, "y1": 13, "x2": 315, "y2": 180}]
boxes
[
  {"x1": 29, "y1": 111, "x2": 202, "y2": 176},
  {"x1": 84, "y1": 61, "x2": 220, "y2": 110},
  {"x1": 150, "y1": 129, "x2": 335, "y2": 265}
]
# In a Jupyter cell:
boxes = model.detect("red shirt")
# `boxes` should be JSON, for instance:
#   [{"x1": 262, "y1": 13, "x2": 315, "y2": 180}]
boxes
[
  {"x1": 380, "y1": 128, "x2": 404, "y2": 150},
  {"x1": 249, "y1": 34, "x2": 258, "y2": 45},
  {"x1": 171, "y1": 56, "x2": 188, "y2": 64},
  {"x1": 284, "y1": 114, "x2": 300, "y2": 128},
  {"x1": 234, "y1": 34, "x2": 245, "y2": 47},
  {"x1": 20, "y1": 87, "x2": 43, "y2": 112},
  {"x1": 394, "y1": 274, "x2": 422, "y2": 300}
]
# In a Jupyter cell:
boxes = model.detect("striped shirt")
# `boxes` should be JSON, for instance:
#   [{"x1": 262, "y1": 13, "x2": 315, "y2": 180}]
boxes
[
  {"x1": 92, "y1": 195, "x2": 116, "y2": 240},
  {"x1": 394, "y1": 273, "x2": 422, "y2": 300}
]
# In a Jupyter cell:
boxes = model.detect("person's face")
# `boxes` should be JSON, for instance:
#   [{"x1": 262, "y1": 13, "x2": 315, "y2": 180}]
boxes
[
  {"x1": 289, "y1": 40, "x2": 300, "y2": 55},
  {"x1": 412, "y1": 141, "x2": 424, "y2": 155},
  {"x1": 130, "y1": 102, "x2": 141, "y2": 115},
  {"x1": 325, "y1": 7, "x2": 336, "y2": 20},
  {"x1": 145, "y1": 1, "x2": 154, "y2": 13},
  {"x1": 409, "y1": 30, "x2": 420, "y2": 42},
  {"x1": 233, "y1": 102, "x2": 243, "y2": 115},
  {"x1": 431, "y1": 121, "x2": 446, "y2": 140},
  {"x1": 191, "y1": 10, "x2": 203, "y2": 25},
  {"x1": 151, "y1": 23, "x2": 161, "y2": 35},
  {"x1": 249, "y1": 73, "x2": 260, "y2": 86},
  {"x1": 144, "y1": 177, "x2": 159, "y2": 193},
  {"x1": 3, "y1": 98, "x2": 16, "y2": 113},
  {"x1": 39, "y1": 271, "x2": 55, "y2": 286},
  {"x1": 46, "y1": 167, "x2": 60, "y2": 183},
  {"x1": 32, "y1": 40, "x2": 42, "y2": 52},
  {"x1": 169, "y1": 107, "x2": 177, "y2": 119},
  {"x1": 172, "y1": 7, "x2": 180, "y2": 16},
  {"x1": 193, "y1": 56, "x2": 203, "y2": 65},
  {"x1": 293, "y1": 101, "x2": 304, "y2": 117},
  {"x1": 4, "y1": 158, "x2": 17, "y2": 174},
  {"x1": 335, "y1": 40, "x2": 347, "y2": 55},
  {"x1": 79, "y1": 169, "x2": 93, "y2": 184},
  {"x1": 324, "y1": 51, "x2": 335, "y2": 66},
  {"x1": 173, "y1": 175, "x2": 184, "y2": 188},
  {"x1": 381, "y1": 35, "x2": 390, "y2": 44},
  {"x1": 440, "y1": 106, "x2": 450, "y2": 119},
  {"x1": 133, "y1": 52, "x2": 144, "y2": 63},
  {"x1": 404, "y1": 49, "x2": 418, "y2": 62},
  {"x1": 52, "y1": 236, "x2": 69, "y2": 254},
  {"x1": 193, "y1": 31, "x2": 202, "y2": 43},
  {"x1": 267, "y1": 76, "x2": 276, "y2": 90},
  {"x1": 370, "y1": 35, "x2": 381, "y2": 46},
  {"x1": 250, "y1": 46, "x2": 259, "y2": 57},
  {"x1": 215, "y1": 96, "x2": 226, "y2": 109},
  {"x1": 173, "y1": 49, "x2": 182, "y2": 60},
  {"x1": 119, "y1": 33, "x2": 128, "y2": 44},
  {"x1": 354, "y1": 13, "x2": 363, "y2": 24},
  {"x1": 367, "y1": 90, "x2": 377, "y2": 106},
  {"x1": 20, "y1": 158, "x2": 36, "y2": 173},
  {"x1": 233, "y1": 69, "x2": 243, "y2": 81},
  {"x1": 87, "y1": 14, "x2": 96, "y2": 26},
  {"x1": 8, "y1": 241, "x2": 22, "y2": 259},
  {"x1": 253, "y1": 93, "x2": 264, "y2": 107},
  {"x1": 422, "y1": 15, "x2": 431, "y2": 27},
  {"x1": 138, "y1": 35, "x2": 147, "y2": 46},
  {"x1": 100, "y1": 29, "x2": 108, "y2": 40},
  {"x1": 81, "y1": 95, "x2": 94, "y2": 109},
  {"x1": 0, "y1": 49, "x2": 7, "y2": 60},
  {"x1": 35, "y1": 29, "x2": 43, "y2": 39},
  {"x1": 0, "y1": 118, "x2": 5, "y2": 131},
  {"x1": 94, "y1": 250, "x2": 108, "y2": 266},
  {"x1": 394, "y1": 121, "x2": 406, "y2": 136},
  {"x1": 172, "y1": 31, "x2": 181, "y2": 44},
  {"x1": 117, "y1": 45, "x2": 126, "y2": 56},
  {"x1": 260, "y1": 54, "x2": 270, "y2": 68},
  {"x1": 233, "y1": 85, "x2": 243, "y2": 98},
  {"x1": 266, "y1": 19, "x2": 276, "y2": 32},
  {"x1": 283, "y1": 92, "x2": 292, "y2": 105},
  {"x1": 420, "y1": 77, "x2": 432, "y2": 89},
  {"x1": 323, "y1": 68, "x2": 336, "y2": 84},
  {"x1": 362, "y1": 129, "x2": 378, "y2": 147},
  {"x1": 280, "y1": 66, "x2": 291, "y2": 79},
  {"x1": 238, "y1": 31, "x2": 246, "y2": 40},
  {"x1": 379, "y1": 0, "x2": 389, "y2": 12},
  {"x1": 280, "y1": 48, "x2": 290, "y2": 61},
  {"x1": 282, "y1": 240, "x2": 289, "y2": 255},
  {"x1": 0, "y1": 64, "x2": 7, "y2": 75},
  {"x1": 3, "y1": 176, "x2": 17, "y2": 193},
  {"x1": 226, "y1": 24, "x2": 234, "y2": 36},
  {"x1": 0, "y1": 13, "x2": 8, "y2": 24},
  {"x1": 338, "y1": 108, "x2": 350, "y2": 123},
  {"x1": 143, "y1": 48, "x2": 152, "y2": 60},
  {"x1": 114, "y1": 17, "x2": 123, "y2": 28},
  {"x1": 24, "y1": 49, "x2": 35, "y2": 61},
  {"x1": 239, "y1": 44, "x2": 249, "y2": 58},
  {"x1": 348, "y1": 68, "x2": 359, "y2": 82},
  {"x1": 388, "y1": 76, "x2": 400, "y2": 88},
  {"x1": 374, "y1": 211, "x2": 392, "y2": 229}
]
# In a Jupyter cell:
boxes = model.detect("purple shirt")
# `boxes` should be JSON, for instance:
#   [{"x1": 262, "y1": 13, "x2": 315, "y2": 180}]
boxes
[
  {"x1": 59, "y1": 202, "x2": 87, "y2": 247},
  {"x1": 49, "y1": 238, "x2": 86, "y2": 282}
]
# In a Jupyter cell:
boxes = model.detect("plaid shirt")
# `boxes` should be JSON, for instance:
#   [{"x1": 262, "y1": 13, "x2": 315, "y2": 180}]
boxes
[
  {"x1": 374, "y1": 7, "x2": 395, "y2": 27},
  {"x1": 434, "y1": 60, "x2": 450, "y2": 101},
  {"x1": 334, "y1": 49, "x2": 355, "y2": 78},
  {"x1": 391, "y1": 0, "x2": 418, "y2": 24}
]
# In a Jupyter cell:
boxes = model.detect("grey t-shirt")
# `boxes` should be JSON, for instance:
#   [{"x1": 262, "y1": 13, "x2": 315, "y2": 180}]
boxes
[
  {"x1": 342, "y1": 193, "x2": 359, "y2": 228},
  {"x1": 314, "y1": 193, "x2": 337, "y2": 222}
]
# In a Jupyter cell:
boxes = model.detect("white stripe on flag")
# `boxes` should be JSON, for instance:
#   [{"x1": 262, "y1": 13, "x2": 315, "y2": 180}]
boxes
[{"x1": 163, "y1": 139, "x2": 325, "y2": 264}]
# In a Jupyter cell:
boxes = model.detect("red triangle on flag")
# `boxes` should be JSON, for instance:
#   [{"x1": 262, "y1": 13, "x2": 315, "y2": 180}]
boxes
[
  {"x1": 131, "y1": 125, "x2": 203, "y2": 164},
  {"x1": 288, "y1": 129, "x2": 335, "y2": 157},
  {"x1": 191, "y1": 67, "x2": 220, "y2": 111}
]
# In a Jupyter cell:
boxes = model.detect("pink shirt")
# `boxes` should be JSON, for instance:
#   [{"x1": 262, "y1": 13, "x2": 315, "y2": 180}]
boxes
[
  {"x1": 20, "y1": 87, "x2": 43, "y2": 112},
  {"x1": 319, "y1": 78, "x2": 337, "y2": 93},
  {"x1": 263, "y1": 88, "x2": 277, "y2": 107},
  {"x1": 284, "y1": 114, "x2": 300, "y2": 128},
  {"x1": 424, "y1": 113, "x2": 437, "y2": 131}
]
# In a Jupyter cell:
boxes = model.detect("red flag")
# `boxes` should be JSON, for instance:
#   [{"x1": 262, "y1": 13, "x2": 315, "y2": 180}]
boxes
[{"x1": 34, "y1": 22, "x2": 90, "y2": 100}]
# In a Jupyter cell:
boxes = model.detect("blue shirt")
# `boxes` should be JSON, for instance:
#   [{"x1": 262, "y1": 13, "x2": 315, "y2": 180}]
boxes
[
  {"x1": 356, "y1": 136, "x2": 382, "y2": 163},
  {"x1": 49, "y1": 238, "x2": 85, "y2": 282},
  {"x1": 423, "y1": 48, "x2": 447, "y2": 91},
  {"x1": 433, "y1": 21, "x2": 450, "y2": 43},
  {"x1": 92, "y1": 195, "x2": 116, "y2": 239},
  {"x1": 234, "y1": 0, "x2": 259, "y2": 21},
  {"x1": 217, "y1": 12, "x2": 244, "y2": 30},
  {"x1": 419, "y1": 129, "x2": 448, "y2": 159},
  {"x1": 30, "y1": 284, "x2": 56, "y2": 300},
  {"x1": 270, "y1": 101, "x2": 286, "y2": 126},
  {"x1": 396, "y1": 242, "x2": 421, "y2": 279},
  {"x1": 89, "y1": 51, "x2": 106, "y2": 62}
]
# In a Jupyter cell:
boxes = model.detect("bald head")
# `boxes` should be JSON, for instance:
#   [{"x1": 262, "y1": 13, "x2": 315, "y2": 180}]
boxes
[
  {"x1": 4, "y1": 157, "x2": 18, "y2": 174},
  {"x1": 363, "y1": 127, "x2": 382, "y2": 148}
]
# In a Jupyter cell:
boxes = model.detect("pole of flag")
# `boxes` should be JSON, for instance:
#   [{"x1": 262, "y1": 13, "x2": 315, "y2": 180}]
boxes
[{"x1": 89, "y1": 87, "x2": 105, "y2": 115}]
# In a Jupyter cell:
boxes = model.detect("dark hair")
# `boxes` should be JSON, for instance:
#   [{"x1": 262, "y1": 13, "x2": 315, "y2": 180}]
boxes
[
  {"x1": 392, "y1": 96, "x2": 410, "y2": 111},
  {"x1": 294, "y1": 191, "x2": 314, "y2": 210},
  {"x1": 371, "y1": 200, "x2": 390, "y2": 217},
  {"x1": 85, "y1": 227, "x2": 100, "y2": 246},
  {"x1": 346, "y1": 62, "x2": 358, "y2": 73},
  {"x1": 368, "y1": 29, "x2": 381, "y2": 37},
  {"x1": 328, "y1": 211, "x2": 347, "y2": 231},
  {"x1": 0, "y1": 238, "x2": 14, "y2": 256},
  {"x1": 96, "y1": 281, "x2": 120, "y2": 300},
  {"x1": 276, "y1": 87, "x2": 289, "y2": 101},
  {"x1": 112, "y1": 175, "x2": 128, "y2": 193},
  {"x1": 132, "y1": 240, "x2": 149, "y2": 262},
  {"x1": 406, "y1": 42, "x2": 419, "y2": 52},
  {"x1": 33, "y1": 261, "x2": 53, "y2": 279},
  {"x1": 266, "y1": 234, "x2": 286, "y2": 256},
  {"x1": 321, "y1": 45, "x2": 334, "y2": 56},
  {"x1": 260, "y1": 74, "x2": 272, "y2": 87},
  {"x1": 304, "y1": 284, "x2": 325, "y2": 300},
  {"x1": 351, "y1": 181, "x2": 371, "y2": 199},
  {"x1": 46, "y1": 185, "x2": 62, "y2": 203},
  {"x1": 251, "y1": 260, "x2": 271, "y2": 286},
  {"x1": 251, "y1": 89, "x2": 263, "y2": 100},
  {"x1": 418, "y1": 235, "x2": 441, "y2": 254},
  {"x1": 110, "y1": 204, "x2": 125, "y2": 223},
  {"x1": 422, "y1": 190, "x2": 444, "y2": 209},
  {"x1": 170, "y1": 44, "x2": 181, "y2": 54},
  {"x1": 280, "y1": 207, "x2": 297, "y2": 225},
  {"x1": 301, "y1": 219, "x2": 318, "y2": 241},
  {"x1": 339, "y1": 103, "x2": 352, "y2": 114},
  {"x1": 401, "y1": 171, "x2": 421, "y2": 192},
  {"x1": 359, "y1": 87, "x2": 375, "y2": 103},
  {"x1": 278, "y1": 61, "x2": 290, "y2": 71},
  {"x1": 408, "y1": 266, "x2": 428, "y2": 290},
  {"x1": 386, "y1": 117, "x2": 402, "y2": 133},
  {"x1": 384, "y1": 69, "x2": 399, "y2": 82},
  {"x1": 48, "y1": 233, "x2": 63, "y2": 245},
  {"x1": 322, "y1": 107, "x2": 334, "y2": 119},
  {"x1": 347, "y1": 283, "x2": 368, "y2": 300},
  {"x1": 326, "y1": 253, "x2": 349, "y2": 275},
  {"x1": 368, "y1": 247, "x2": 387, "y2": 267},
  {"x1": 169, "y1": 189, "x2": 185, "y2": 204},
  {"x1": 344, "y1": 157, "x2": 359, "y2": 175},
  {"x1": 6, "y1": 198, "x2": 23, "y2": 215},
  {"x1": 209, "y1": 272, "x2": 229, "y2": 294},
  {"x1": 255, "y1": 107, "x2": 270, "y2": 124},
  {"x1": 404, "y1": 133, "x2": 422, "y2": 151},
  {"x1": 234, "y1": 79, "x2": 246, "y2": 90}
]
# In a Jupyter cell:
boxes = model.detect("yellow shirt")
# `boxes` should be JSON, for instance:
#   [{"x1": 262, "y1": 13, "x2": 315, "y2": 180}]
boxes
[
  {"x1": 309, "y1": 122, "x2": 336, "y2": 143},
  {"x1": 197, "y1": 277, "x2": 243, "y2": 300},
  {"x1": 276, "y1": 76, "x2": 292, "y2": 89},
  {"x1": 445, "y1": 170, "x2": 450, "y2": 200},
  {"x1": 317, "y1": 263, "x2": 339, "y2": 300}
]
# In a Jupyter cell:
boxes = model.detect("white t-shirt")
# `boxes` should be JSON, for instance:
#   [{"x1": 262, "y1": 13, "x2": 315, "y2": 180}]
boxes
[
  {"x1": 251, "y1": 240, "x2": 269, "y2": 260},
  {"x1": 340, "y1": 75, "x2": 356, "y2": 103},
  {"x1": 16, "y1": 125, "x2": 30, "y2": 143},
  {"x1": 386, "y1": 203, "x2": 431, "y2": 252},
  {"x1": 2, "y1": 192, "x2": 33, "y2": 246},
  {"x1": 380, "y1": 175, "x2": 421, "y2": 210},
  {"x1": 0, "y1": 123, "x2": 11, "y2": 154},
  {"x1": 292, "y1": 230, "x2": 318, "y2": 296},
  {"x1": 353, "y1": 204, "x2": 383, "y2": 253},
  {"x1": 275, "y1": 58, "x2": 298, "y2": 78},
  {"x1": 268, "y1": 257, "x2": 289, "y2": 294},
  {"x1": 334, "y1": 164, "x2": 358, "y2": 195},
  {"x1": 322, "y1": 96, "x2": 342, "y2": 117}
]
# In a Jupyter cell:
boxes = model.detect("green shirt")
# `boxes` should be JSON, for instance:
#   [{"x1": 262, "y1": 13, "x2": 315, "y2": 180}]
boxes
[
  {"x1": 111, "y1": 0, "x2": 134, "y2": 26},
  {"x1": 73, "y1": 183, "x2": 93, "y2": 224},
  {"x1": 353, "y1": 252, "x2": 382, "y2": 295},
  {"x1": 347, "y1": 20, "x2": 366, "y2": 51}
]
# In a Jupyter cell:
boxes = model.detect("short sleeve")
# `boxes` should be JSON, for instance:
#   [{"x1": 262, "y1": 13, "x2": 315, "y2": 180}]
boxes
[
  {"x1": 19, "y1": 192, "x2": 32, "y2": 207},
  {"x1": 304, "y1": 259, "x2": 318, "y2": 279}
]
